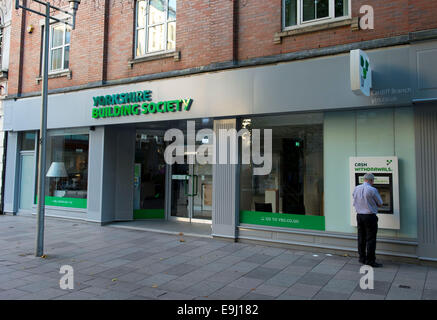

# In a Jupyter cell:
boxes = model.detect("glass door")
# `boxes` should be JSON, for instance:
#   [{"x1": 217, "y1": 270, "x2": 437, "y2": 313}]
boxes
[
  {"x1": 192, "y1": 162, "x2": 212, "y2": 220},
  {"x1": 170, "y1": 161, "x2": 191, "y2": 219},
  {"x1": 134, "y1": 130, "x2": 167, "y2": 219},
  {"x1": 19, "y1": 152, "x2": 35, "y2": 211},
  {"x1": 167, "y1": 118, "x2": 214, "y2": 223},
  {"x1": 170, "y1": 161, "x2": 212, "y2": 223}
]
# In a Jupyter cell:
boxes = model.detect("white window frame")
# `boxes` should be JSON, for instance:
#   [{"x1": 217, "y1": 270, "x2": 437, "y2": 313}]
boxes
[
  {"x1": 282, "y1": 0, "x2": 351, "y2": 31},
  {"x1": 0, "y1": 26, "x2": 3, "y2": 70},
  {"x1": 135, "y1": 0, "x2": 176, "y2": 58},
  {"x1": 48, "y1": 23, "x2": 70, "y2": 74}
]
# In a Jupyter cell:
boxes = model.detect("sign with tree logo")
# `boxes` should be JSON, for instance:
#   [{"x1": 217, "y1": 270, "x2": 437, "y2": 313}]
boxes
[{"x1": 350, "y1": 49, "x2": 372, "y2": 96}]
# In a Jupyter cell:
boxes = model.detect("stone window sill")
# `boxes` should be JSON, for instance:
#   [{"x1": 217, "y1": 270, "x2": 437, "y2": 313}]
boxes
[
  {"x1": 36, "y1": 69, "x2": 72, "y2": 83},
  {"x1": 274, "y1": 17, "x2": 359, "y2": 44},
  {"x1": 128, "y1": 50, "x2": 181, "y2": 68}
]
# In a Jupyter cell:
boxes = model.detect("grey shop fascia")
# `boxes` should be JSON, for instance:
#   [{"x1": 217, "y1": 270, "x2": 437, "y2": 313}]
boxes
[{"x1": 91, "y1": 90, "x2": 193, "y2": 119}]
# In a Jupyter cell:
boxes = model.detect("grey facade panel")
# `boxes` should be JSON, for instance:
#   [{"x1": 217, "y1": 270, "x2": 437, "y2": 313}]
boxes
[
  {"x1": 101, "y1": 126, "x2": 117, "y2": 223},
  {"x1": 6, "y1": 43, "x2": 436, "y2": 133},
  {"x1": 99, "y1": 126, "x2": 135, "y2": 223},
  {"x1": 415, "y1": 105, "x2": 437, "y2": 259},
  {"x1": 253, "y1": 45, "x2": 412, "y2": 114},
  {"x1": 87, "y1": 127, "x2": 105, "y2": 223},
  {"x1": 114, "y1": 127, "x2": 135, "y2": 221},
  {"x1": 238, "y1": 227, "x2": 418, "y2": 258},
  {"x1": 411, "y1": 41, "x2": 437, "y2": 101},
  {"x1": 212, "y1": 119, "x2": 238, "y2": 238}
]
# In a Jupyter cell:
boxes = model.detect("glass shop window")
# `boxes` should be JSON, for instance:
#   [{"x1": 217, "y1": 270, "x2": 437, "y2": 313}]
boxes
[
  {"x1": 239, "y1": 113, "x2": 325, "y2": 231},
  {"x1": 19, "y1": 131, "x2": 36, "y2": 151},
  {"x1": 45, "y1": 133, "x2": 89, "y2": 208}
]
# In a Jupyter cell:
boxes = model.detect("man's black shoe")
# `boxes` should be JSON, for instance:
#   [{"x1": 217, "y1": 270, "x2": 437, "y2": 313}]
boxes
[
  {"x1": 359, "y1": 259, "x2": 366, "y2": 264},
  {"x1": 366, "y1": 262, "x2": 383, "y2": 268}
]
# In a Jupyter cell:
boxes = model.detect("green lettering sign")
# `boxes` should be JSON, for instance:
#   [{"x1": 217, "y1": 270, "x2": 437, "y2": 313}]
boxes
[
  {"x1": 91, "y1": 90, "x2": 193, "y2": 119},
  {"x1": 240, "y1": 210, "x2": 325, "y2": 231}
]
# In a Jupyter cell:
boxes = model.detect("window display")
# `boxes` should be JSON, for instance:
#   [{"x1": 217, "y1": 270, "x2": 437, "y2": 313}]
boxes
[
  {"x1": 240, "y1": 113, "x2": 325, "y2": 230},
  {"x1": 45, "y1": 132, "x2": 89, "y2": 208}
]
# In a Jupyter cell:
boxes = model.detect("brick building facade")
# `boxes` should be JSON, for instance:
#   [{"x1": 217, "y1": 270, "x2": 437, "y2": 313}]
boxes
[
  {"x1": 2, "y1": 1, "x2": 437, "y2": 262},
  {"x1": 7, "y1": 0, "x2": 437, "y2": 96}
]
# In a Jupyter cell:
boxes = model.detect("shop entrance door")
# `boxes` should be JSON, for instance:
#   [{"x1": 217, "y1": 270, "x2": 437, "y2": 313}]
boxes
[
  {"x1": 133, "y1": 131, "x2": 167, "y2": 220},
  {"x1": 170, "y1": 160, "x2": 213, "y2": 224}
]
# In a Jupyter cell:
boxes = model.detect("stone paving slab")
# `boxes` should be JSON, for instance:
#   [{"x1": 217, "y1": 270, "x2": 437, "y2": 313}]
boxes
[
  {"x1": 349, "y1": 292, "x2": 386, "y2": 300},
  {"x1": 283, "y1": 283, "x2": 322, "y2": 298},
  {"x1": 313, "y1": 289, "x2": 351, "y2": 300},
  {"x1": 251, "y1": 283, "x2": 287, "y2": 297},
  {"x1": 1, "y1": 214, "x2": 437, "y2": 300},
  {"x1": 182, "y1": 280, "x2": 226, "y2": 297}
]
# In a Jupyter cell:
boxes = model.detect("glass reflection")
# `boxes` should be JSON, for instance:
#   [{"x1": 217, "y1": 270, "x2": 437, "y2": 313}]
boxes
[
  {"x1": 137, "y1": 0, "x2": 147, "y2": 27},
  {"x1": 148, "y1": 24, "x2": 164, "y2": 52},
  {"x1": 167, "y1": 21, "x2": 176, "y2": 50},
  {"x1": 149, "y1": 0, "x2": 166, "y2": 25}
]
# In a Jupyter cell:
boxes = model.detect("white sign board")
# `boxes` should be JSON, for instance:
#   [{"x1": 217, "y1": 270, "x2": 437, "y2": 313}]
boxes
[
  {"x1": 350, "y1": 49, "x2": 372, "y2": 96},
  {"x1": 349, "y1": 157, "x2": 400, "y2": 229}
]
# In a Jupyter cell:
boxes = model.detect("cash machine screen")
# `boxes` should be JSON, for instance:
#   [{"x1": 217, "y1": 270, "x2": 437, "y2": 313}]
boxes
[{"x1": 355, "y1": 173, "x2": 394, "y2": 214}]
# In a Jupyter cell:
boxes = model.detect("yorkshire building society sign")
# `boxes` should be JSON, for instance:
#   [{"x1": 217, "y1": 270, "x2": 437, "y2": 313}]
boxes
[
  {"x1": 350, "y1": 49, "x2": 372, "y2": 96},
  {"x1": 349, "y1": 157, "x2": 400, "y2": 230},
  {"x1": 91, "y1": 90, "x2": 193, "y2": 119}
]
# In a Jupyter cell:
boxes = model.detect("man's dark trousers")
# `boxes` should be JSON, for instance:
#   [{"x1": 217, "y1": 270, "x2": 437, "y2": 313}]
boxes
[{"x1": 357, "y1": 214, "x2": 378, "y2": 264}]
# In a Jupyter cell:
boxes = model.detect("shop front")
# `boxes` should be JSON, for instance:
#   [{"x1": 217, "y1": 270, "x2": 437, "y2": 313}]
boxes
[
  {"x1": 3, "y1": 41, "x2": 437, "y2": 260},
  {"x1": 133, "y1": 119, "x2": 213, "y2": 224},
  {"x1": 236, "y1": 108, "x2": 417, "y2": 259}
]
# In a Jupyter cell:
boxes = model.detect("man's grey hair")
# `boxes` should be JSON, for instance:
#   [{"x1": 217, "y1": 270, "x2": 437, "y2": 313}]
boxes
[{"x1": 364, "y1": 173, "x2": 375, "y2": 181}]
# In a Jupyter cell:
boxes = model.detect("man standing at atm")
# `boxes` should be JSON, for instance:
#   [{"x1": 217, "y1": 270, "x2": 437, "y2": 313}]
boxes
[{"x1": 353, "y1": 173, "x2": 384, "y2": 268}]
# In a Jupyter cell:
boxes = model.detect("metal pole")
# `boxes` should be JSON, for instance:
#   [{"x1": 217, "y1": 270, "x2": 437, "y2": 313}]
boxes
[{"x1": 35, "y1": 2, "x2": 50, "y2": 257}]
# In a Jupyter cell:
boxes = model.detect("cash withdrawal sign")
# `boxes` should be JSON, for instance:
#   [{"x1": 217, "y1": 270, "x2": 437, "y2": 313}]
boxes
[{"x1": 349, "y1": 157, "x2": 400, "y2": 229}]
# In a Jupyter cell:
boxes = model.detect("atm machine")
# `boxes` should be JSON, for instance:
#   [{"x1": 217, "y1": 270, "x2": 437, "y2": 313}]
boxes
[
  {"x1": 349, "y1": 156, "x2": 400, "y2": 229},
  {"x1": 355, "y1": 173, "x2": 393, "y2": 214}
]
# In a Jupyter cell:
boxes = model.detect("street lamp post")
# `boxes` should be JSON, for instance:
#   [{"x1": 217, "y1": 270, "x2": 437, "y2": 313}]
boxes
[{"x1": 15, "y1": 0, "x2": 81, "y2": 257}]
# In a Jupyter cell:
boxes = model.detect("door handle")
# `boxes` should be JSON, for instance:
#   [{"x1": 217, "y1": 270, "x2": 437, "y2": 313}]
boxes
[
  {"x1": 192, "y1": 175, "x2": 198, "y2": 197},
  {"x1": 183, "y1": 175, "x2": 189, "y2": 196},
  {"x1": 184, "y1": 174, "x2": 198, "y2": 197}
]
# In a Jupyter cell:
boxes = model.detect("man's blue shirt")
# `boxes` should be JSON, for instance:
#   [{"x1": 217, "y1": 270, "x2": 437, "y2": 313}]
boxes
[{"x1": 353, "y1": 182, "x2": 383, "y2": 214}]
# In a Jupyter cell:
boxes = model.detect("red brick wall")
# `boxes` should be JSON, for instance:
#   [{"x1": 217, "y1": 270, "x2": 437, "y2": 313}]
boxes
[
  {"x1": 8, "y1": 0, "x2": 107, "y2": 95},
  {"x1": 238, "y1": 0, "x2": 417, "y2": 60},
  {"x1": 105, "y1": 0, "x2": 235, "y2": 81},
  {"x1": 8, "y1": 0, "x2": 437, "y2": 96}
]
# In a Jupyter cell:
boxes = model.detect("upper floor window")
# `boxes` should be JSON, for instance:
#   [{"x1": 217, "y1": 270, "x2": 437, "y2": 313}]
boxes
[
  {"x1": 49, "y1": 24, "x2": 71, "y2": 72},
  {"x1": 283, "y1": 0, "x2": 350, "y2": 29},
  {"x1": 135, "y1": 0, "x2": 176, "y2": 57}
]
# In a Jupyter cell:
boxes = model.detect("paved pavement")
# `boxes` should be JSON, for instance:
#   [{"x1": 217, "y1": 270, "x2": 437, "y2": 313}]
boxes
[{"x1": 0, "y1": 214, "x2": 436, "y2": 300}]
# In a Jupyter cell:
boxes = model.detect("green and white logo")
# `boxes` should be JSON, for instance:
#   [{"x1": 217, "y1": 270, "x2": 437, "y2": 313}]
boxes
[
  {"x1": 361, "y1": 56, "x2": 370, "y2": 80},
  {"x1": 351, "y1": 49, "x2": 372, "y2": 97}
]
